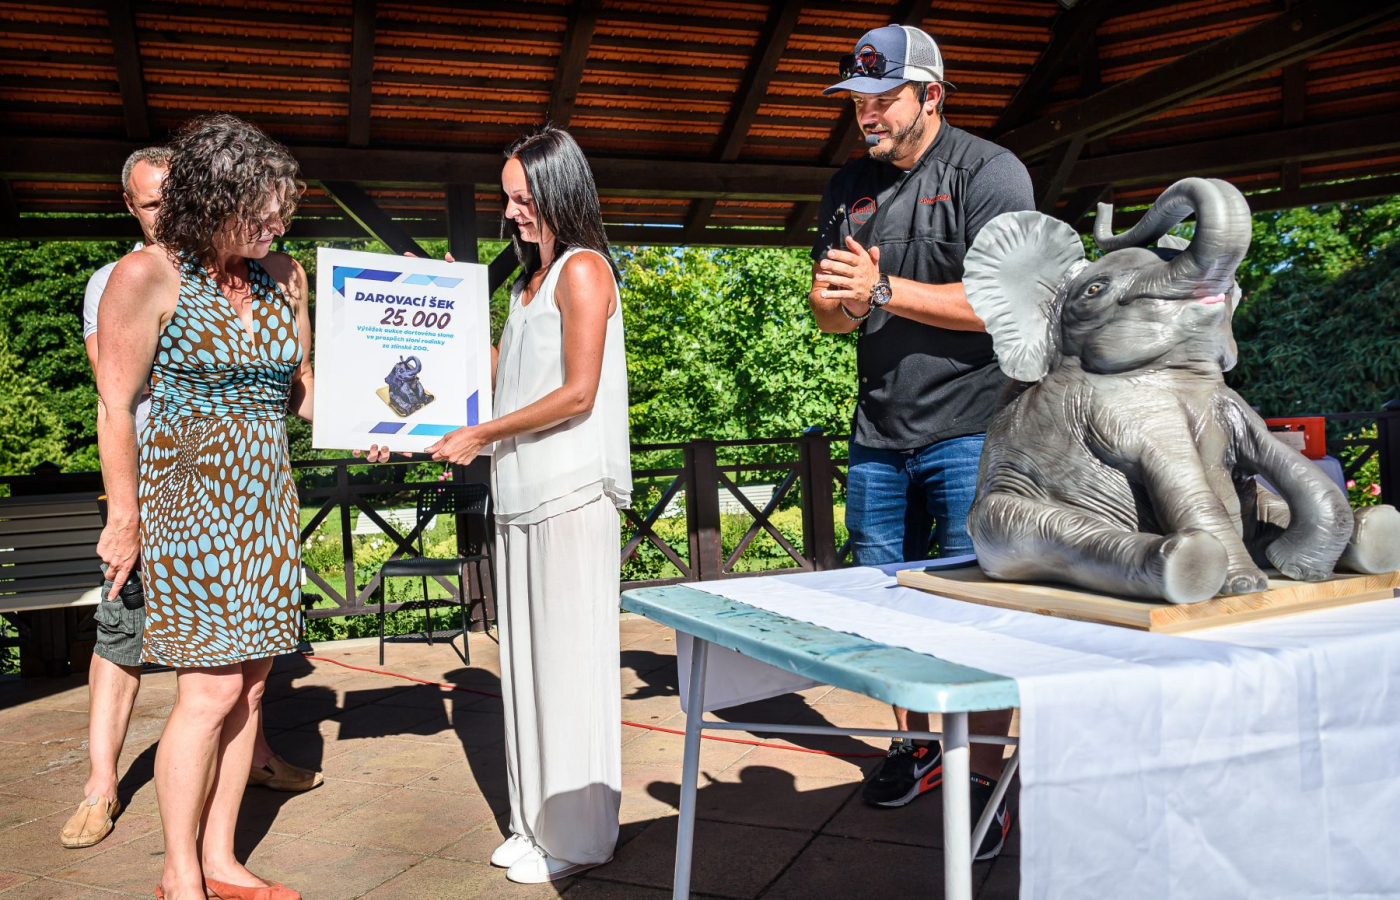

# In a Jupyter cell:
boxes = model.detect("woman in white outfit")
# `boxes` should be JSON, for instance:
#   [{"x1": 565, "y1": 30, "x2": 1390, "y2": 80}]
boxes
[{"x1": 373, "y1": 126, "x2": 631, "y2": 884}]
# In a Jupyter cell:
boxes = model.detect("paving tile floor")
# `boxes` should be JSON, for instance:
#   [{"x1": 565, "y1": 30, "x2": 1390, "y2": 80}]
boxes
[{"x1": 0, "y1": 616, "x2": 1019, "y2": 899}]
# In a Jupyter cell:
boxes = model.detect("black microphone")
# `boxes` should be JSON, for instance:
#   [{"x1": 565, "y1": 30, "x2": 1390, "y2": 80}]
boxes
[{"x1": 865, "y1": 133, "x2": 881, "y2": 146}]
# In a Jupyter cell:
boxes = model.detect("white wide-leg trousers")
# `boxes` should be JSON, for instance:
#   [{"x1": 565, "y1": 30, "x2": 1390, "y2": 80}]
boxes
[{"x1": 496, "y1": 494, "x2": 622, "y2": 865}]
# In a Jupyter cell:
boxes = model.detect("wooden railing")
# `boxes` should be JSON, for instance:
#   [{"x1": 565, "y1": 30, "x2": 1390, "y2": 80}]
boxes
[{"x1": 4, "y1": 408, "x2": 1397, "y2": 674}]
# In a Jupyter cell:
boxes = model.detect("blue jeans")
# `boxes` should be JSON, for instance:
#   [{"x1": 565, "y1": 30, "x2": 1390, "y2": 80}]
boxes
[{"x1": 845, "y1": 435, "x2": 984, "y2": 566}]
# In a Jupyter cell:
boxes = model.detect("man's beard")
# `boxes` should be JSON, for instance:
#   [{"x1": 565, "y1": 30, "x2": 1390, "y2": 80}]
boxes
[{"x1": 871, "y1": 114, "x2": 925, "y2": 164}]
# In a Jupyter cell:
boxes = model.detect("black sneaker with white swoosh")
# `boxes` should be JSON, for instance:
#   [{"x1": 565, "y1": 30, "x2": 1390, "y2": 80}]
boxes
[
  {"x1": 969, "y1": 772, "x2": 1012, "y2": 860},
  {"x1": 862, "y1": 739, "x2": 943, "y2": 807}
]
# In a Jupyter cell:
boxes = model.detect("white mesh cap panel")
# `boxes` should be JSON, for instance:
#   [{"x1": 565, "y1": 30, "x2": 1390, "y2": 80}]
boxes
[{"x1": 898, "y1": 25, "x2": 943, "y2": 82}]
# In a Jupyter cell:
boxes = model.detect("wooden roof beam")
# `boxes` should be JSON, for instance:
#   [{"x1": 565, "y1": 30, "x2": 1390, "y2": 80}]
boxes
[
  {"x1": 320, "y1": 180, "x2": 427, "y2": 257},
  {"x1": 547, "y1": 0, "x2": 602, "y2": 127},
  {"x1": 106, "y1": 0, "x2": 150, "y2": 141},
  {"x1": 993, "y1": 0, "x2": 1117, "y2": 136},
  {"x1": 1034, "y1": 135, "x2": 1086, "y2": 215},
  {"x1": 1103, "y1": 174, "x2": 1400, "y2": 231},
  {"x1": 716, "y1": 0, "x2": 804, "y2": 162},
  {"x1": 0, "y1": 138, "x2": 838, "y2": 201},
  {"x1": 1000, "y1": 0, "x2": 1400, "y2": 161},
  {"x1": 446, "y1": 183, "x2": 478, "y2": 263},
  {"x1": 1057, "y1": 111, "x2": 1400, "y2": 190},
  {"x1": 488, "y1": 246, "x2": 520, "y2": 294},
  {"x1": 347, "y1": 0, "x2": 376, "y2": 148},
  {"x1": 0, "y1": 216, "x2": 819, "y2": 249}
]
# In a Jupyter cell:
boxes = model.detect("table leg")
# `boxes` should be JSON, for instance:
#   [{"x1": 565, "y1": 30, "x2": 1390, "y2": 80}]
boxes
[
  {"x1": 673, "y1": 637, "x2": 710, "y2": 900},
  {"x1": 943, "y1": 711, "x2": 972, "y2": 900}
]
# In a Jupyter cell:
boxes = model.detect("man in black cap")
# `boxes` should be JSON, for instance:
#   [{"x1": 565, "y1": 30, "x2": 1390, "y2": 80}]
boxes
[{"x1": 807, "y1": 23, "x2": 1033, "y2": 858}]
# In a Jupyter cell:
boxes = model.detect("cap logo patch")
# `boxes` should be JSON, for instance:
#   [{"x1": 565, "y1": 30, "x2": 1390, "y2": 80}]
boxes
[
  {"x1": 850, "y1": 197, "x2": 877, "y2": 225},
  {"x1": 857, "y1": 44, "x2": 880, "y2": 71}
]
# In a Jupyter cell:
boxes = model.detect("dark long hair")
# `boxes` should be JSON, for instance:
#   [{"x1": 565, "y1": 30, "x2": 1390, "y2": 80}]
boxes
[
  {"x1": 156, "y1": 114, "x2": 303, "y2": 264},
  {"x1": 502, "y1": 126, "x2": 617, "y2": 284}
]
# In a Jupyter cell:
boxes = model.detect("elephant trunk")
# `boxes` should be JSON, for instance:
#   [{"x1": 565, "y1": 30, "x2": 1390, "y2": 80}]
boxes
[{"x1": 1094, "y1": 177, "x2": 1252, "y2": 299}]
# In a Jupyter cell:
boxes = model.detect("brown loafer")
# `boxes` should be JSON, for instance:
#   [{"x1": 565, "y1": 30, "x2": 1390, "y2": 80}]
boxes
[
  {"x1": 59, "y1": 794, "x2": 121, "y2": 849},
  {"x1": 248, "y1": 755, "x2": 323, "y2": 792}
]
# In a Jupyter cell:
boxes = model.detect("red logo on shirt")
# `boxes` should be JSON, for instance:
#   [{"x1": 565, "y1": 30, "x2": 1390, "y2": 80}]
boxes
[
  {"x1": 920, "y1": 194, "x2": 951, "y2": 204},
  {"x1": 850, "y1": 197, "x2": 877, "y2": 225}
]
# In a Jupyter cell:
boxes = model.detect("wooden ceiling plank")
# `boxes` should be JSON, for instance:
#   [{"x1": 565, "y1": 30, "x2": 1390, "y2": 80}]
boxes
[
  {"x1": 682, "y1": 197, "x2": 719, "y2": 242},
  {"x1": 993, "y1": 0, "x2": 1118, "y2": 136},
  {"x1": 717, "y1": 0, "x2": 805, "y2": 162},
  {"x1": 1059, "y1": 183, "x2": 1111, "y2": 229},
  {"x1": 548, "y1": 0, "x2": 602, "y2": 127},
  {"x1": 105, "y1": 0, "x2": 150, "y2": 141},
  {"x1": 320, "y1": 180, "x2": 427, "y2": 256},
  {"x1": 1000, "y1": 0, "x2": 1400, "y2": 160},
  {"x1": 348, "y1": 0, "x2": 376, "y2": 148}
]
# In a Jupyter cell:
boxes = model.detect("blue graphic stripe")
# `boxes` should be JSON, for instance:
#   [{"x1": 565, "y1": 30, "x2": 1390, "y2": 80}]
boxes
[
  {"x1": 369, "y1": 422, "x2": 405, "y2": 434},
  {"x1": 408, "y1": 424, "x2": 457, "y2": 436},
  {"x1": 467, "y1": 391, "x2": 478, "y2": 426},
  {"x1": 332, "y1": 266, "x2": 405, "y2": 296}
]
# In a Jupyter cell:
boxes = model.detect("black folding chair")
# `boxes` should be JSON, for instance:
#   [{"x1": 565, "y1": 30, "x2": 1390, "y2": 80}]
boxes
[{"x1": 375, "y1": 482, "x2": 494, "y2": 665}]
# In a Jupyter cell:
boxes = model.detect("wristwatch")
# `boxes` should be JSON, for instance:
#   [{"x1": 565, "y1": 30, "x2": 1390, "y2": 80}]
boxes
[{"x1": 869, "y1": 273, "x2": 893, "y2": 308}]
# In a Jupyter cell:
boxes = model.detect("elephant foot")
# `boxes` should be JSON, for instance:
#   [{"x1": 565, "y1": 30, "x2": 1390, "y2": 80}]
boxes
[
  {"x1": 1156, "y1": 530, "x2": 1228, "y2": 604},
  {"x1": 1264, "y1": 537, "x2": 1335, "y2": 583},
  {"x1": 1337, "y1": 504, "x2": 1400, "y2": 574},
  {"x1": 1220, "y1": 566, "x2": 1270, "y2": 596}
]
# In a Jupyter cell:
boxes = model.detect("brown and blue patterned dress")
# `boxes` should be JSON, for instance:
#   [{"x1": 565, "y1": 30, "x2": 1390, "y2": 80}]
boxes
[{"x1": 138, "y1": 255, "x2": 302, "y2": 667}]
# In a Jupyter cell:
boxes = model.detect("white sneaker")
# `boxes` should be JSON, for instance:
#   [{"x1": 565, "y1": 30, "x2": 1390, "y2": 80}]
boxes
[
  {"x1": 505, "y1": 846, "x2": 611, "y2": 884},
  {"x1": 489, "y1": 833, "x2": 535, "y2": 868}
]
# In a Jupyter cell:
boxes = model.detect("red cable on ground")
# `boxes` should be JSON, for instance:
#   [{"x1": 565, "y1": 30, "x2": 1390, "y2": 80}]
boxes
[{"x1": 303, "y1": 653, "x2": 884, "y2": 759}]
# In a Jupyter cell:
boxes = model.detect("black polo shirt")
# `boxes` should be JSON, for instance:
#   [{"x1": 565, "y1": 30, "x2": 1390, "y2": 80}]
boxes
[{"x1": 811, "y1": 121, "x2": 1034, "y2": 450}]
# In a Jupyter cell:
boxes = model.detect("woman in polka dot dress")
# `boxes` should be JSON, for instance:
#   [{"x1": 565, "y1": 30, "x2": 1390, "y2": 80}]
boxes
[{"x1": 96, "y1": 115, "x2": 310, "y2": 900}]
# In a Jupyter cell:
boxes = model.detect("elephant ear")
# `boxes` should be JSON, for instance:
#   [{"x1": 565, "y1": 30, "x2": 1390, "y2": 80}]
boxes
[{"x1": 964, "y1": 211, "x2": 1086, "y2": 381}]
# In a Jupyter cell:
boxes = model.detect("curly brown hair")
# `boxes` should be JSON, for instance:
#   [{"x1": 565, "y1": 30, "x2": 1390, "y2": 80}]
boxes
[{"x1": 156, "y1": 114, "x2": 304, "y2": 263}]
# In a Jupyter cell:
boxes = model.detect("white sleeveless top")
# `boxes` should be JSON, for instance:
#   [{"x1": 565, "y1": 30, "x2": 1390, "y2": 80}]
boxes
[{"x1": 491, "y1": 246, "x2": 633, "y2": 525}]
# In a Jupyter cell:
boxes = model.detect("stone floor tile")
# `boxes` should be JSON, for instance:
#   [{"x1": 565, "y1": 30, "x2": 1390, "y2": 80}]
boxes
[
  {"x1": 303, "y1": 786, "x2": 496, "y2": 854},
  {"x1": 764, "y1": 834, "x2": 960, "y2": 900},
  {"x1": 565, "y1": 879, "x2": 673, "y2": 899},
  {"x1": 732, "y1": 744, "x2": 877, "y2": 781},
  {"x1": 685, "y1": 767, "x2": 858, "y2": 831},
  {"x1": 821, "y1": 783, "x2": 943, "y2": 848},
  {"x1": 0, "y1": 872, "x2": 34, "y2": 893},
  {"x1": 407, "y1": 747, "x2": 511, "y2": 800},
  {"x1": 433, "y1": 817, "x2": 511, "y2": 865},
  {"x1": 316, "y1": 738, "x2": 468, "y2": 786},
  {"x1": 0, "y1": 707, "x2": 90, "y2": 744},
  {"x1": 49, "y1": 828, "x2": 285, "y2": 894},
  {"x1": 0, "y1": 808, "x2": 160, "y2": 876},
  {"x1": 604, "y1": 818, "x2": 810, "y2": 898},
  {"x1": 360, "y1": 855, "x2": 568, "y2": 900},
  {"x1": 236, "y1": 778, "x2": 396, "y2": 837},
  {"x1": 0, "y1": 741, "x2": 86, "y2": 788},
  {"x1": 0, "y1": 878, "x2": 141, "y2": 899},
  {"x1": 620, "y1": 722, "x2": 755, "y2": 773},
  {"x1": 0, "y1": 794, "x2": 70, "y2": 832},
  {"x1": 259, "y1": 695, "x2": 352, "y2": 732},
  {"x1": 976, "y1": 852, "x2": 1020, "y2": 899},
  {"x1": 391, "y1": 707, "x2": 505, "y2": 750},
  {"x1": 245, "y1": 836, "x2": 422, "y2": 900},
  {"x1": 619, "y1": 765, "x2": 686, "y2": 824}
]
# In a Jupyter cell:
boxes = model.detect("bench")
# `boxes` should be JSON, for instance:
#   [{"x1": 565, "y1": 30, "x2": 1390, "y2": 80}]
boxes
[
  {"x1": 0, "y1": 491, "x2": 106, "y2": 613},
  {"x1": 1, "y1": 491, "x2": 106, "y2": 675}
]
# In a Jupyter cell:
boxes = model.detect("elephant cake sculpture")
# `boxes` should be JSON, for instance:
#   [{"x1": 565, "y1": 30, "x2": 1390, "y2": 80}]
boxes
[{"x1": 961, "y1": 177, "x2": 1400, "y2": 604}]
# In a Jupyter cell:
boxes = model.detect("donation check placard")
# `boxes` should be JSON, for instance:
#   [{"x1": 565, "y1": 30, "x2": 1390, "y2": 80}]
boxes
[{"x1": 312, "y1": 248, "x2": 492, "y2": 453}]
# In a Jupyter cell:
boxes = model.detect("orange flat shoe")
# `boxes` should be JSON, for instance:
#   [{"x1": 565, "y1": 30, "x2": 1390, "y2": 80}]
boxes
[{"x1": 203, "y1": 878, "x2": 299, "y2": 900}]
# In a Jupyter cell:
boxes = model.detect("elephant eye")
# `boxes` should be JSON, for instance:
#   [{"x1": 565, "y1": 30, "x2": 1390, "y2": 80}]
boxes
[{"x1": 1085, "y1": 282, "x2": 1106, "y2": 296}]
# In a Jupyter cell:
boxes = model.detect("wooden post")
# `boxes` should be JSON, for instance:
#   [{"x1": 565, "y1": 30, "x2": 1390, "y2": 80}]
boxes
[
  {"x1": 798, "y1": 427, "x2": 838, "y2": 571},
  {"x1": 446, "y1": 184, "x2": 479, "y2": 263},
  {"x1": 684, "y1": 440, "x2": 723, "y2": 582},
  {"x1": 1379, "y1": 402, "x2": 1399, "y2": 508}
]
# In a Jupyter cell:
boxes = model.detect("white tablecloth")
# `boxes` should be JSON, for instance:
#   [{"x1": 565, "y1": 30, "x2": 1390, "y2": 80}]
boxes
[{"x1": 685, "y1": 562, "x2": 1400, "y2": 900}]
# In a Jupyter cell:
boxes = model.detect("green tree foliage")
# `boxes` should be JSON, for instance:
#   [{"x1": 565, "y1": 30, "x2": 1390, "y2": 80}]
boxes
[
  {"x1": 1228, "y1": 197, "x2": 1400, "y2": 414},
  {"x1": 0, "y1": 330, "x2": 70, "y2": 474},
  {"x1": 0, "y1": 240, "x2": 127, "y2": 473},
  {"x1": 620, "y1": 246, "x2": 855, "y2": 447}
]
